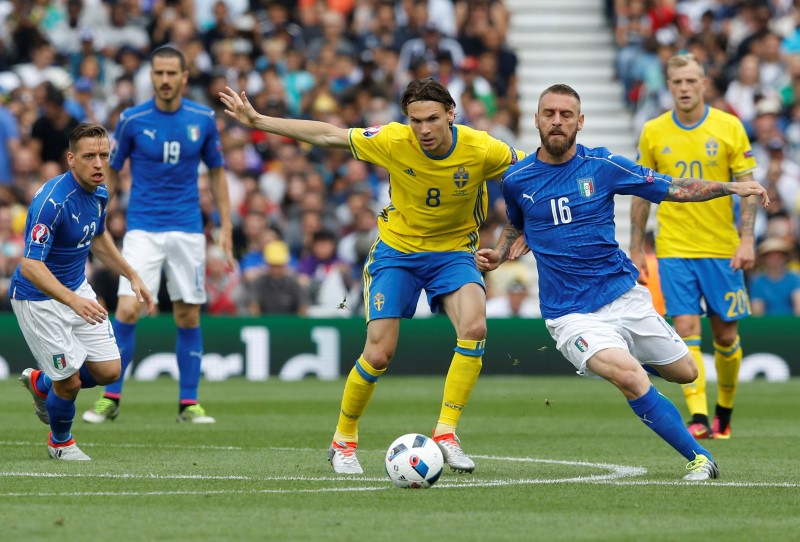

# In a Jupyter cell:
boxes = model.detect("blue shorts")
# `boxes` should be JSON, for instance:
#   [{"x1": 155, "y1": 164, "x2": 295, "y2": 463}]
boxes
[
  {"x1": 658, "y1": 258, "x2": 750, "y2": 321},
  {"x1": 363, "y1": 240, "x2": 485, "y2": 321}
]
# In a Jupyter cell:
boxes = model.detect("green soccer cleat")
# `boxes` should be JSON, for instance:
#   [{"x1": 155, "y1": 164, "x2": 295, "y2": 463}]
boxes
[
  {"x1": 82, "y1": 397, "x2": 120, "y2": 424},
  {"x1": 177, "y1": 403, "x2": 216, "y2": 424}
]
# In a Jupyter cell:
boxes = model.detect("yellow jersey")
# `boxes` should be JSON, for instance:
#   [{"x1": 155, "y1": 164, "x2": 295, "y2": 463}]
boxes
[
  {"x1": 638, "y1": 106, "x2": 757, "y2": 258},
  {"x1": 348, "y1": 122, "x2": 523, "y2": 253}
]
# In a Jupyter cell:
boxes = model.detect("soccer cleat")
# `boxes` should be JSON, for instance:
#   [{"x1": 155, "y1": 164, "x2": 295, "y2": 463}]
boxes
[
  {"x1": 47, "y1": 434, "x2": 91, "y2": 461},
  {"x1": 433, "y1": 432, "x2": 475, "y2": 473},
  {"x1": 686, "y1": 421, "x2": 713, "y2": 439},
  {"x1": 177, "y1": 403, "x2": 216, "y2": 424},
  {"x1": 328, "y1": 440, "x2": 363, "y2": 474},
  {"x1": 712, "y1": 416, "x2": 731, "y2": 440},
  {"x1": 19, "y1": 368, "x2": 49, "y2": 424},
  {"x1": 683, "y1": 453, "x2": 719, "y2": 481},
  {"x1": 82, "y1": 397, "x2": 120, "y2": 424}
]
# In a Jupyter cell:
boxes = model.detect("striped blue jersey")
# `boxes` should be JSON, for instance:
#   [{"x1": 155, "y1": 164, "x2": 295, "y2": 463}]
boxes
[
  {"x1": 10, "y1": 171, "x2": 108, "y2": 301},
  {"x1": 502, "y1": 145, "x2": 671, "y2": 319},
  {"x1": 111, "y1": 98, "x2": 224, "y2": 233}
]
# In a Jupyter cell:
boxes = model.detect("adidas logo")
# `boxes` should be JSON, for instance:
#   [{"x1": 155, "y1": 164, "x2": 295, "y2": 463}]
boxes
[
  {"x1": 662, "y1": 147, "x2": 672, "y2": 154},
  {"x1": 404, "y1": 168, "x2": 416, "y2": 176}
]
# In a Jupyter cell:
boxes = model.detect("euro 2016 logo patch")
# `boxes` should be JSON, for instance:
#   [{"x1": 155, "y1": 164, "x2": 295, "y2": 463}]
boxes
[
  {"x1": 31, "y1": 224, "x2": 50, "y2": 244},
  {"x1": 363, "y1": 126, "x2": 382, "y2": 138},
  {"x1": 187, "y1": 125, "x2": 201, "y2": 142},
  {"x1": 53, "y1": 353, "x2": 67, "y2": 370},
  {"x1": 574, "y1": 336, "x2": 588, "y2": 353},
  {"x1": 373, "y1": 292, "x2": 385, "y2": 311},
  {"x1": 577, "y1": 177, "x2": 594, "y2": 197}
]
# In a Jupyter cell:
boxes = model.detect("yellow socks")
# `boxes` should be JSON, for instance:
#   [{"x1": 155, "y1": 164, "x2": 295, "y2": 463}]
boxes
[
  {"x1": 681, "y1": 337, "x2": 708, "y2": 417},
  {"x1": 715, "y1": 335, "x2": 742, "y2": 409},
  {"x1": 435, "y1": 339, "x2": 484, "y2": 437},
  {"x1": 334, "y1": 356, "x2": 385, "y2": 443}
]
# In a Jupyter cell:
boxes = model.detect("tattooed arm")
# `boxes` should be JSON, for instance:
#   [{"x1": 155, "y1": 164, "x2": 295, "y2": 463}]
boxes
[
  {"x1": 733, "y1": 173, "x2": 759, "y2": 270},
  {"x1": 662, "y1": 176, "x2": 769, "y2": 205},
  {"x1": 475, "y1": 222, "x2": 523, "y2": 273},
  {"x1": 629, "y1": 196, "x2": 652, "y2": 283}
]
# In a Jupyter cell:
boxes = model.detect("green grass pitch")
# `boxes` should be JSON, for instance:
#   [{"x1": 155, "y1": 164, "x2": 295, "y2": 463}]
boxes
[{"x1": 1, "y1": 375, "x2": 798, "y2": 541}]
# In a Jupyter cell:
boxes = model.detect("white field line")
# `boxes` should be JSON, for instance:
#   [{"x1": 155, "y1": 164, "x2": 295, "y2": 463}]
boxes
[{"x1": 1, "y1": 443, "x2": 798, "y2": 495}]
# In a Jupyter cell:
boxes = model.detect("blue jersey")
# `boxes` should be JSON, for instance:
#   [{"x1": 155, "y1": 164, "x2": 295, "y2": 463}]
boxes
[
  {"x1": 502, "y1": 145, "x2": 671, "y2": 319},
  {"x1": 111, "y1": 98, "x2": 224, "y2": 233},
  {"x1": 10, "y1": 172, "x2": 108, "y2": 301}
]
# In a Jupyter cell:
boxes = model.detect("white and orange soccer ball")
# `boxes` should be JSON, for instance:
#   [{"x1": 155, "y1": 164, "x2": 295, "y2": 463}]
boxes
[{"x1": 385, "y1": 433, "x2": 444, "y2": 489}]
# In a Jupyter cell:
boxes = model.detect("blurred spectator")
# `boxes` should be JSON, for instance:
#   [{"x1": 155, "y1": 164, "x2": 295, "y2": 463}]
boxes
[
  {"x1": 397, "y1": 20, "x2": 464, "y2": 88},
  {"x1": 29, "y1": 82, "x2": 79, "y2": 171},
  {"x1": 486, "y1": 277, "x2": 540, "y2": 318},
  {"x1": 749, "y1": 237, "x2": 800, "y2": 316},
  {"x1": 247, "y1": 240, "x2": 308, "y2": 315},
  {"x1": 297, "y1": 229, "x2": 351, "y2": 308},
  {"x1": 205, "y1": 244, "x2": 245, "y2": 315},
  {"x1": 0, "y1": 88, "x2": 20, "y2": 185}
]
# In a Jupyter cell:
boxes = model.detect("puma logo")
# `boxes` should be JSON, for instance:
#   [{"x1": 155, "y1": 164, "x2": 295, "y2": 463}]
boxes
[
  {"x1": 48, "y1": 198, "x2": 58, "y2": 209},
  {"x1": 71, "y1": 212, "x2": 81, "y2": 222},
  {"x1": 143, "y1": 129, "x2": 157, "y2": 140},
  {"x1": 521, "y1": 192, "x2": 536, "y2": 203}
]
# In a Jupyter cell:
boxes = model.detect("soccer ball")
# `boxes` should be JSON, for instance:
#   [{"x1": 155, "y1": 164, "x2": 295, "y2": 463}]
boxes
[{"x1": 385, "y1": 433, "x2": 444, "y2": 489}]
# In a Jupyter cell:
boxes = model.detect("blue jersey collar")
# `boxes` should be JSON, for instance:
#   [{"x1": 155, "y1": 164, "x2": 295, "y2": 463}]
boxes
[{"x1": 672, "y1": 104, "x2": 709, "y2": 130}]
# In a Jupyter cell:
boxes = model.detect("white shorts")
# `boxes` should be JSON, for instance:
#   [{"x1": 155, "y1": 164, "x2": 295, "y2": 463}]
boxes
[
  {"x1": 545, "y1": 285, "x2": 689, "y2": 376},
  {"x1": 11, "y1": 281, "x2": 120, "y2": 381},
  {"x1": 118, "y1": 230, "x2": 207, "y2": 304}
]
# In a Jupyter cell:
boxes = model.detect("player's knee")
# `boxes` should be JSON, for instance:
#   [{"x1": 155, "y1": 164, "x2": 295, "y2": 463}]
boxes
[
  {"x1": 89, "y1": 361, "x2": 121, "y2": 385},
  {"x1": 713, "y1": 330, "x2": 738, "y2": 348},
  {"x1": 362, "y1": 352, "x2": 391, "y2": 371},
  {"x1": 115, "y1": 296, "x2": 142, "y2": 324},
  {"x1": 460, "y1": 321, "x2": 487, "y2": 342}
]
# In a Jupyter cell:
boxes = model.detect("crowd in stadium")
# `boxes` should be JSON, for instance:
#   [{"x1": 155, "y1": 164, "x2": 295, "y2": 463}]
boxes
[{"x1": 0, "y1": 0, "x2": 797, "y2": 318}]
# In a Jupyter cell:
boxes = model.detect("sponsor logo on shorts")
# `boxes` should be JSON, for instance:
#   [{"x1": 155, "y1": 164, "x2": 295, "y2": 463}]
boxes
[
  {"x1": 574, "y1": 336, "x2": 588, "y2": 353},
  {"x1": 31, "y1": 224, "x2": 50, "y2": 244},
  {"x1": 373, "y1": 292, "x2": 385, "y2": 311},
  {"x1": 53, "y1": 353, "x2": 67, "y2": 370},
  {"x1": 363, "y1": 126, "x2": 381, "y2": 138}
]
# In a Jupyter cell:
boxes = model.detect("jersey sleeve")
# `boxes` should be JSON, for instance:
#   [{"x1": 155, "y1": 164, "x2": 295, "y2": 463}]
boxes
[
  {"x1": 729, "y1": 119, "x2": 758, "y2": 177},
  {"x1": 201, "y1": 111, "x2": 225, "y2": 169},
  {"x1": 606, "y1": 153, "x2": 671, "y2": 203},
  {"x1": 484, "y1": 135, "x2": 525, "y2": 180},
  {"x1": 110, "y1": 111, "x2": 132, "y2": 171},
  {"x1": 347, "y1": 124, "x2": 394, "y2": 168},
  {"x1": 501, "y1": 177, "x2": 524, "y2": 230},
  {"x1": 22, "y1": 195, "x2": 63, "y2": 261}
]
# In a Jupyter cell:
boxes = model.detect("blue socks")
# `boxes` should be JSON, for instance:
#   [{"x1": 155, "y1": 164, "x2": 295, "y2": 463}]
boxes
[
  {"x1": 79, "y1": 364, "x2": 98, "y2": 388},
  {"x1": 177, "y1": 326, "x2": 202, "y2": 402},
  {"x1": 628, "y1": 385, "x2": 713, "y2": 462},
  {"x1": 35, "y1": 371, "x2": 52, "y2": 395},
  {"x1": 105, "y1": 320, "x2": 136, "y2": 396},
  {"x1": 46, "y1": 392, "x2": 75, "y2": 443}
]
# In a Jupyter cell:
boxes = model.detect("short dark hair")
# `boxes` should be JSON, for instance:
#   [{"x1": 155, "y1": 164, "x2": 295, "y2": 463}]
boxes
[
  {"x1": 69, "y1": 123, "x2": 108, "y2": 151},
  {"x1": 151, "y1": 45, "x2": 187, "y2": 72},
  {"x1": 400, "y1": 78, "x2": 455, "y2": 115},
  {"x1": 539, "y1": 84, "x2": 581, "y2": 111}
]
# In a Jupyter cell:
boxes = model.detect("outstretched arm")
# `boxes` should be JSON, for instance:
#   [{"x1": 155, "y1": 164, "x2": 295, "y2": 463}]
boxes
[
  {"x1": 219, "y1": 86, "x2": 350, "y2": 149},
  {"x1": 475, "y1": 222, "x2": 523, "y2": 273},
  {"x1": 732, "y1": 173, "x2": 758, "y2": 270},
  {"x1": 663, "y1": 177, "x2": 770, "y2": 207},
  {"x1": 630, "y1": 196, "x2": 651, "y2": 283}
]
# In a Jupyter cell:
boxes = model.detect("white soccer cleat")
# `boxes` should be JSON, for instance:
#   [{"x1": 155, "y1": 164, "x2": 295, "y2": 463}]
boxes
[
  {"x1": 433, "y1": 432, "x2": 476, "y2": 473},
  {"x1": 328, "y1": 440, "x2": 364, "y2": 474},
  {"x1": 683, "y1": 453, "x2": 719, "y2": 481},
  {"x1": 47, "y1": 435, "x2": 91, "y2": 461},
  {"x1": 177, "y1": 403, "x2": 216, "y2": 424},
  {"x1": 19, "y1": 368, "x2": 49, "y2": 424}
]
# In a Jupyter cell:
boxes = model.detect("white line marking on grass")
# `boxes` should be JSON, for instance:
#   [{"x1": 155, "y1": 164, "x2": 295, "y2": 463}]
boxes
[{"x1": 0, "y1": 440, "x2": 244, "y2": 451}]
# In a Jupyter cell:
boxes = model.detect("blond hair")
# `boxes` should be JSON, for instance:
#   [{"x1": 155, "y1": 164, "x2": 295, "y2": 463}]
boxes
[{"x1": 666, "y1": 53, "x2": 705, "y2": 78}]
